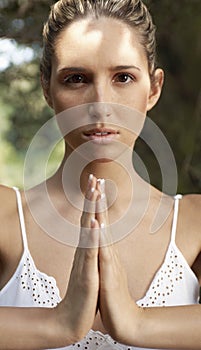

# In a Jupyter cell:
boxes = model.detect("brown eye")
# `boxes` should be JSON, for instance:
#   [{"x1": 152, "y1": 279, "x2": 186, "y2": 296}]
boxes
[
  {"x1": 113, "y1": 73, "x2": 135, "y2": 84},
  {"x1": 64, "y1": 74, "x2": 87, "y2": 84}
]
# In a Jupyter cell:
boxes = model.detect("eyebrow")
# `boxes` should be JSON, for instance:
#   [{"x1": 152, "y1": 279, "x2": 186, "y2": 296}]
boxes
[
  {"x1": 58, "y1": 65, "x2": 141, "y2": 73},
  {"x1": 111, "y1": 65, "x2": 141, "y2": 72},
  {"x1": 58, "y1": 67, "x2": 88, "y2": 73}
]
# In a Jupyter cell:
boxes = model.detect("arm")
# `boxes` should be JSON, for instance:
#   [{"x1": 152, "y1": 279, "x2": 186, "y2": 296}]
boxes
[
  {"x1": 99, "y1": 240, "x2": 201, "y2": 349},
  {"x1": 98, "y1": 191, "x2": 201, "y2": 349},
  {"x1": 0, "y1": 177, "x2": 99, "y2": 349},
  {"x1": 0, "y1": 306, "x2": 67, "y2": 350}
]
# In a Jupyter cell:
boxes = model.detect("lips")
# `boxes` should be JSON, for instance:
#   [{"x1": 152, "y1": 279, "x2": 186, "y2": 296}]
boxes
[{"x1": 82, "y1": 128, "x2": 119, "y2": 144}]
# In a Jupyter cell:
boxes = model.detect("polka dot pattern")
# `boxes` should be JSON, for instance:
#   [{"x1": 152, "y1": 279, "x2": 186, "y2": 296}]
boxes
[
  {"x1": 18, "y1": 253, "x2": 60, "y2": 307},
  {"x1": 68, "y1": 330, "x2": 135, "y2": 350},
  {"x1": 5, "y1": 189, "x2": 199, "y2": 350},
  {"x1": 136, "y1": 244, "x2": 192, "y2": 308},
  {"x1": 4, "y1": 242, "x2": 200, "y2": 350}
]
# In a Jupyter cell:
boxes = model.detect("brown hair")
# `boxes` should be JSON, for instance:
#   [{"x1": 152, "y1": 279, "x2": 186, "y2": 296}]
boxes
[{"x1": 41, "y1": 0, "x2": 156, "y2": 85}]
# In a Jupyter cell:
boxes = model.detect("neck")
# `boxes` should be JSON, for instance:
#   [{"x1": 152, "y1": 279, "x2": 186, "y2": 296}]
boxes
[{"x1": 49, "y1": 143, "x2": 146, "y2": 214}]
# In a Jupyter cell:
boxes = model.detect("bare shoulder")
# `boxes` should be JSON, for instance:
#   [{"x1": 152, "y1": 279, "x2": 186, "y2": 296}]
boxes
[
  {"x1": 179, "y1": 193, "x2": 201, "y2": 244},
  {"x1": 0, "y1": 184, "x2": 16, "y2": 216},
  {"x1": 0, "y1": 184, "x2": 19, "y2": 251},
  {"x1": 180, "y1": 193, "x2": 201, "y2": 221}
]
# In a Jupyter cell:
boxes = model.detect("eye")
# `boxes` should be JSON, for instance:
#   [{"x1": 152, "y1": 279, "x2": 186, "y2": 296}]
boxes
[
  {"x1": 113, "y1": 73, "x2": 135, "y2": 84},
  {"x1": 63, "y1": 74, "x2": 87, "y2": 84}
]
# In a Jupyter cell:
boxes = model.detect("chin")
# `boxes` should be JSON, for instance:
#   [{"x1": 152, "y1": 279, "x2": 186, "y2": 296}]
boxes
[{"x1": 92, "y1": 157, "x2": 115, "y2": 163}]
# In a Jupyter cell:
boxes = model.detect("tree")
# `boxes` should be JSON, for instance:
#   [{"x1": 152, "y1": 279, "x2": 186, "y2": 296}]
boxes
[{"x1": 0, "y1": 0, "x2": 201, "y2": 192}]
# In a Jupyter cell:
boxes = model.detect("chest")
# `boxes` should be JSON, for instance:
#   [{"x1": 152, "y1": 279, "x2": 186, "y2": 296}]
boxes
[
  {"x1": 23, "y1": 199, "x2": 198, "y2": 302},
  {"x1": 27, "y1": 220, "x2": 172, "y2": 301}
]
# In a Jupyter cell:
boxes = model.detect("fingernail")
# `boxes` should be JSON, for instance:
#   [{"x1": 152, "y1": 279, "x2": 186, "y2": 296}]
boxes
[
  {"x1": 100, "y1": 178, "x2": 105, "y2": 185},
  {"x1": 98, "y1": 178, "x2": 105, "y2": 194},
  {"x1": 91, "y1": 217, "x2": 96, "y2": 224},
  {"x1": 97, "y1": 178, "x2": 105, "y2": 184},
  {"x1": 101, "y1": 193, "x2": 105, "y2": 199},
  {"x1": 91, "y1": 187, "x2": 95, "y2": 193},
  {"x1": 89, "y1": 174, "x2": 93, "y2": 181},
  {"x1": 100, "y1": 223, "x2": 105, "y2": 229}
]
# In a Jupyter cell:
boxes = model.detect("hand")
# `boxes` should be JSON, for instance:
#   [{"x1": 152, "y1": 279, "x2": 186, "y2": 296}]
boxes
[
  {"x1": 96, "y1": 182, "x2": 138, "y2": 344},
  {"x1": 57, "y1": 175, "x2": 100, "y2": 342},
  {"x1": 0, "y1": 177, "x2": 101, "y2": 350}
]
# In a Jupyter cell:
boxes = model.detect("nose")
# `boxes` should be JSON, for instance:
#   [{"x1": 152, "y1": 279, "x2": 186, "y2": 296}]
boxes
[
  {"x1": 88, "y1": 80, "x2": 113, "y2": 119},
  {"x1": 88, "y1": 102, "x2": 112, "y2": 119}
]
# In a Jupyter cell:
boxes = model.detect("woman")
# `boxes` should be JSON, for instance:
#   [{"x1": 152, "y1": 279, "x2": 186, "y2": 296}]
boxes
[{"x1": 0, "y1": 0, "x2": 200, "y2": 349}]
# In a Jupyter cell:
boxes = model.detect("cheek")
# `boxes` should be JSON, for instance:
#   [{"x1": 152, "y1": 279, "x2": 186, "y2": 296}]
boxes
[
  {"x1": 51, "y1": 90, "x2": 91, "y2": 114},
  {"x1": 49, "y1": 76, "x2": 79, "y2": 112},
  {"x1": 121, "y1": 92, "x2": 149, "y2": 115},
  {"x1": 116, "y1": 81, "x2": 151, "y2": 114},
  {"x1": 50, "y1": 89, "x2": 71, "y2": 112}
]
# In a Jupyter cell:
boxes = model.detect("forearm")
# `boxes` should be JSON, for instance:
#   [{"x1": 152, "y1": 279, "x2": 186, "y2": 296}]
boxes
[
  {"x1": 118, "y1": 303, "x2": 201, "y2": 350},
  {"x1": 0, "y1": 305, "x2": 75, "y2": 350}
]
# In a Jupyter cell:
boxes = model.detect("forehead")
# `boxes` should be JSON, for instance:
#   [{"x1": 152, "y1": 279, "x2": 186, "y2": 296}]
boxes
[{"x1": 54, "y1": 17, "x2": 147, "y2": 68}]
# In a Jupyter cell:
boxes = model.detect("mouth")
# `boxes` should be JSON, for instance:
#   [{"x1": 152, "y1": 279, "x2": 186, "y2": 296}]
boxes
[{"x1": 82, "y1": 128, "x2": 119, "y2": 144}]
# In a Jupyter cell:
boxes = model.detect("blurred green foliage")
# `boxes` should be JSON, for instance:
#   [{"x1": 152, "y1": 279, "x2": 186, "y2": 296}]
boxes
[{"x1": 0, "y1": 0, "x2": 200, "y2": 192}]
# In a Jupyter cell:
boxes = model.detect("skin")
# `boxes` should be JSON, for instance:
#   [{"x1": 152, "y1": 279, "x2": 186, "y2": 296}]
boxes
[{"x1": 0, "y1": 16, "x2": 201, "y2": 349}]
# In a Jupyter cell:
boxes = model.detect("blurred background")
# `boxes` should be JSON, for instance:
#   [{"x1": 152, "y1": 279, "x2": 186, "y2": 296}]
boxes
[{"x1": 0, "y1": 0, "x2": 200, "y2": 192}]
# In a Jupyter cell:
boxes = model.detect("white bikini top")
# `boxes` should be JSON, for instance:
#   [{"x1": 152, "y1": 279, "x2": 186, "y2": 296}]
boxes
[{"x1": 0, "y1": 188, "x2": 200, "y2": 350}]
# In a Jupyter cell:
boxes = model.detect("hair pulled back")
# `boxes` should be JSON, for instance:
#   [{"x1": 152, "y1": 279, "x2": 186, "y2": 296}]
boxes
[{"x1": 41, "y1": 0, "x2": 156, "y2": 85}]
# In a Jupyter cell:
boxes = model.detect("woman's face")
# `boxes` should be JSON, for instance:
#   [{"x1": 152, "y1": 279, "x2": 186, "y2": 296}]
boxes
[{"x1": 44, "y1": 17, "x2": 163, "y2": 156}]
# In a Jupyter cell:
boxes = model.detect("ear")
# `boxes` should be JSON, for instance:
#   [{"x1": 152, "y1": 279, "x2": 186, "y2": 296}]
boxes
[
  {"x1": 40, "y1": 74, "x2": 53, "y2": 109},
  {"x1": 147, "y1": 68, "x2": 164, "y2": 111}
]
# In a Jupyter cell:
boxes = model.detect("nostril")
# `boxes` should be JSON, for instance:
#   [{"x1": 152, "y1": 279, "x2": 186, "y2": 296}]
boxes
[{"x1": 88, "y1": 102, "x2": 112, "y2": 118}]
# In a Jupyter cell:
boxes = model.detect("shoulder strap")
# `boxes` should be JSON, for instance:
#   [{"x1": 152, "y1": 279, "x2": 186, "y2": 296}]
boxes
[
  {"x1": 13, "y1": 187, "x2": 29, "y2": 250},
  {"x1": 171, "y1": 194, "x2": 183, "y2": 243}
]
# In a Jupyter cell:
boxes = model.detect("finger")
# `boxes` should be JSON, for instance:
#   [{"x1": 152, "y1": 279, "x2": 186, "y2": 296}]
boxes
[
  {"x1": 75, "y1": 220, "x2": 99, "y2": 270},
  {"x1": 96, "y1": 179, "x2": 112, "y2": 250},
  {"x1": 85, "y1": 174, "x2": 96, "y2": 199},
  {"x1": 79, "y1": 175, "x2": 101, "y2": 248},
  {"x1": 78, "y1": 218, "x2": 100, "y2": 249},
  {"x1": 81, "y1": 175, "x2": 100, "y2": 228},
  {"x1": 96, "y1": 179, "x2": 109, "y2": 226}
]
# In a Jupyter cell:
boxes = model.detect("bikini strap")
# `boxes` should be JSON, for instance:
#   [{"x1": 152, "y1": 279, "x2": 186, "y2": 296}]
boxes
[
  {"x1": 13, "y1": 187, "x2": 29, "y2": 250},
  {"x1": 171, "y1": 194, "x2": 183, "y2": 243}
]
